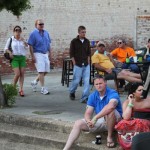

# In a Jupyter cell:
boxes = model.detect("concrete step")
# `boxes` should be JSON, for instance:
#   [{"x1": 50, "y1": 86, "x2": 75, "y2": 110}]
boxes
[
  {"x1": 0, "y1": 138, "x2": 59, "y2": 150},
  {"x1": 0, "y1": 112, "x2": 113, "y2": 141},
  {"x1": 0, "y1": 112, "x2": 73, "y2": 134},
  {"x1": 0, "y1": 112, "x2": 118, "y2": 150},
  {"x1": 0, "y1": 122, "x2": 117, "y2": 150}
]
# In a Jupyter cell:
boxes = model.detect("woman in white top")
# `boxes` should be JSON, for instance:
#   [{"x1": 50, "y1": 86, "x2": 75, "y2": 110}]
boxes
[{"x1": 4, "y1": 26, "x2": 28, "y2": 96}]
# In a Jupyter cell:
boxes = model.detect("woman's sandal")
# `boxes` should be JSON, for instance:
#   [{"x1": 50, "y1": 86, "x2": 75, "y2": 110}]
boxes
[
  {"x1": 19, "y1": 90, "x2": 24, "y2": 97},
  {"x1": 107, "y1": 141, "x2": 116, "y2": 148}
]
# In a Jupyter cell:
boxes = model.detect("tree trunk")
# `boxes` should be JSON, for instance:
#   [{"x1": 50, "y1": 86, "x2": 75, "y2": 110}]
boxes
[{"x1": 0, "y1": 75, "x2": 6, "y2": 107}]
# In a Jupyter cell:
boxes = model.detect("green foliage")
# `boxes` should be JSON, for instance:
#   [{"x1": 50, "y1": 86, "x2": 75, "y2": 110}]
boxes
[
  {"x1": 3, "y1": 83, "x2": 18, "y2": 107},
  {"x1": 0, "y1": 0, "x2": 32, "y2": 16}
]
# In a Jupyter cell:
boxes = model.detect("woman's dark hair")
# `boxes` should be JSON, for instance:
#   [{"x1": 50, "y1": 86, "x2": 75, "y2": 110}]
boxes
[
  {"x1": 128, "y1": 82, "x2": 143, "y2": 95},
  {"x1": 13, "y1": 26, "x2": 22, "y2": 32},
  {"x1": 148, "y1": 38, "x2": 150, "y2": 43}
]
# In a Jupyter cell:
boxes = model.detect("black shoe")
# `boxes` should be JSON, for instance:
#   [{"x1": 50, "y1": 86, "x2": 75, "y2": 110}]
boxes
[{"x1": 70, "y1": 93, "x2": 75, "y2": 100}]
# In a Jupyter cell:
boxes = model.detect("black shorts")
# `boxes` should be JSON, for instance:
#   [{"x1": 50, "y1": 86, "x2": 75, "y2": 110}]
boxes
[{"x1": 104, "y1": 68, "x2": 121, "y2": 80}]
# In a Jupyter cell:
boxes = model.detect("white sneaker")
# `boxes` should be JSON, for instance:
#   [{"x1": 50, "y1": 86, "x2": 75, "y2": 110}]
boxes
[
  {"x1": 31, "y1": 81, "x2": 37, "y2": 92},
  {"x1": 41, "y1": 87, "x2": 50, "y2": 95}
]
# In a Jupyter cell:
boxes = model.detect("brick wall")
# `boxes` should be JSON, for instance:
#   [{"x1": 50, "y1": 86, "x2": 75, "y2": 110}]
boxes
[
  {"x1": 0, "y1": 0, "x2": 150, "y2": 74},
  {"x1": 136, "y1": 16, "x2": 150, "y2": 48}
]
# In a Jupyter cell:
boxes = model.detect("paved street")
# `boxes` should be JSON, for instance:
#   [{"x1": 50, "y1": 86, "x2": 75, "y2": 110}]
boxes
[{"x1": 1, "y1": 71, "x2": 128, "y2": 122}]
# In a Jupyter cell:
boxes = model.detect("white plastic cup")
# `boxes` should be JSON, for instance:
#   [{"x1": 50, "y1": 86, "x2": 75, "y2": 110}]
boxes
[{"x1": 133, "y1": 56, "x2": 137, "y2": 62}]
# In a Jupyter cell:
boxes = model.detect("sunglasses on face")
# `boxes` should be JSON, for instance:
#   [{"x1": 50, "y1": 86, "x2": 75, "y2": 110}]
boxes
[
  {"x1": 38, "y1": 23, "x2": 44, "y2": 26},
  {"x1": 118, "y1": 42, "x2": 123, "y2": 44},
  {"x1": 15, "y1": 29, "x2": 21, "y2": 32}
]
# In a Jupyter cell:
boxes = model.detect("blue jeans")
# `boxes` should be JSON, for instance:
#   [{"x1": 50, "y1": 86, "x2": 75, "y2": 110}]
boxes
[
  {"x1": 69, "y1": 64, "x2": 90, "y2": 102},
  {"x1": 122, "y1": 63, "x2": 139, "y2": 73}
]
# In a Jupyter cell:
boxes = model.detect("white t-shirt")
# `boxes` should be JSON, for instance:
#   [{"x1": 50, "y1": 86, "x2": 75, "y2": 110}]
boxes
[
  {"x1": 80, "y1": 39, "x2": 84, "y2": 43},
  {"x1": 4, "y1": 36, "x2": 28, "y2": 56}
]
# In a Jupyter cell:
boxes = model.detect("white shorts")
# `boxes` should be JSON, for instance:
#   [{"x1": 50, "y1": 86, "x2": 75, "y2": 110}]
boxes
[
  {"x1": 82, "y1": 110, "x2": 121, "y2": 133},
  {"x1": 34, "y1": 52, "x2": 50, "y2": 73}
]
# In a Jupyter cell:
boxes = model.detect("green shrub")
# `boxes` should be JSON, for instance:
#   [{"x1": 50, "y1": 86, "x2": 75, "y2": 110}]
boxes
[{"x1": 3, "y1": 83, "x2": 18, "y2": 107}]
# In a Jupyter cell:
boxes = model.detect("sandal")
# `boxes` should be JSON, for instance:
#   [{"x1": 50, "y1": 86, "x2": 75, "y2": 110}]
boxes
[
  {"x1": 107, "y1": 141, "x2": 116, "y2": 148},
  {"x1": 19, "y1": 90, "x2": 24, "y2": 97}
]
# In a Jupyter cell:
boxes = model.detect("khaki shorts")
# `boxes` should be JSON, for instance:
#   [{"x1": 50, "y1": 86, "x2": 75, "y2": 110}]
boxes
[{"x1": 82, "y1": 110, "x2": 121, "y2": 133}]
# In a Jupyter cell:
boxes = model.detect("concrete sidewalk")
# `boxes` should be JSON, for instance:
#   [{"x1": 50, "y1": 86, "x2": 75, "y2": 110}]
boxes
[
  {"x1": 0, "y1": 72, "x2": 149, "y2": 150},
  {"x1": 0, "y1": 71, "x2": 128, "y2": 123}
]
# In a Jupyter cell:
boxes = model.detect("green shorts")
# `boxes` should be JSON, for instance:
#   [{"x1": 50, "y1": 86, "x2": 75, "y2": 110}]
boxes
[{"x1": 11, "y1": 55, "x2": 26, "y2": 68}]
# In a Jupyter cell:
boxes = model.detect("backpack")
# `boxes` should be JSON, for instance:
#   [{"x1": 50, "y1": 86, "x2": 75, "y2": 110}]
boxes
[{"x1": 4, "y1": 37, "x2": 12, "y2": 62}]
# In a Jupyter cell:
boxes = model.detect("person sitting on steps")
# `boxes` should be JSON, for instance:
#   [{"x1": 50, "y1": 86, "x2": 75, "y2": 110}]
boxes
[{"x1": 63, "y1": 74, "x2": 122, "y2": 149}]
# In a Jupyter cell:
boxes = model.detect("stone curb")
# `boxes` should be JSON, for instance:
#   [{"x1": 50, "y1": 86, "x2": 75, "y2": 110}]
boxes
[{"x1": 0, "y1": 111, "x2": 73, "y2": 134}]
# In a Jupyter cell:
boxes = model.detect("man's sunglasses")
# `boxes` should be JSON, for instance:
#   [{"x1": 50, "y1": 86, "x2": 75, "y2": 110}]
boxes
[
  {"x1": 15, "y1": 29, "x2": 21, "y2": 32},
  {"x1": 38, "y1": 23, "x2": 44, "y2": 26}
]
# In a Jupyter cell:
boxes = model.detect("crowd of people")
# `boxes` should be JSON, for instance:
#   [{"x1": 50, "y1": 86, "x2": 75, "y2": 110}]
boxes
[
  {"x1": 65, "y1": 26, "x2": 150, "y2": 150},
  {"x1": 4, "y1": 22, "x2": 150, "y2": 150}
]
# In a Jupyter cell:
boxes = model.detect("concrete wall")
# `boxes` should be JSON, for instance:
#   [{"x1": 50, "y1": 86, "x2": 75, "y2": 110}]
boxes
[{"x1": 0, "y1": 0, "x2": 150, "y2": 74}]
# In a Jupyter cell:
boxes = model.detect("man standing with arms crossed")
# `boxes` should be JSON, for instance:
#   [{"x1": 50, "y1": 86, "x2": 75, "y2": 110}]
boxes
[
  {"x1": 28, "y1": 19, "x2": 51, "y2": 95},
  {"x1": 69, "y1": 26, "x2": 91, "y2": 103}
]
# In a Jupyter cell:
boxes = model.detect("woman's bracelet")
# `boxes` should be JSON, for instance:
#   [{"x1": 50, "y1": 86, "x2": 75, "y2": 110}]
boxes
[{"x1": 128, "y1": 103, "x2": 134, "y2": 108}]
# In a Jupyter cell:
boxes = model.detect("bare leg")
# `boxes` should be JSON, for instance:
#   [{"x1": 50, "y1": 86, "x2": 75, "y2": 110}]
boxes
[
  {"x1": 118, "y1": 71, "x2": 142, "y2": 83},
  {"x1": 13, "y1": 68, "x2": 20, "y2": 86},
  {"x1": 117, "y1": 75, "x2": 142, "y2": 83},
  {"x1": 19, "y1": 68, "x2": 25, "y2": 91},
  {"x1": 35, "y1": 74, "x2": 40, "y2": 83},
  {"x1": 35, "y1": 72, "x2": 47, "y2": 83},
  {"x1": 63, "y1": 119, "x2": 89, "y2": 150},
  {"x1": 39, "y1": 72, "x2": 45, "y2": 87},
  {"x1": 105, "y1": 110, "x2": 122, "y2": 148},
  {"x1": 106, "y1": 111, "x2": 116, "y2": 144},
  {"x1": 121, "y1": 70, "x2": 141, "y2": 78}
]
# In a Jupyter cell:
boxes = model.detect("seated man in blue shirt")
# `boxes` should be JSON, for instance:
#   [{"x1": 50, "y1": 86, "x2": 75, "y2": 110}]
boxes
[{"x1": 63, "y1": 75, "x2": 122, "y2": 149}]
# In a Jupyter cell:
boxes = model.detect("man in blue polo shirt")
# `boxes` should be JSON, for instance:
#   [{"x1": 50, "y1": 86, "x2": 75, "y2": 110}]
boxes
[
  {"x1": 63, "y1": 74, "x2": 122, "y2": 149},
  {"x1": 28, "y1": 19, "x2": 51, "y2": 95}
]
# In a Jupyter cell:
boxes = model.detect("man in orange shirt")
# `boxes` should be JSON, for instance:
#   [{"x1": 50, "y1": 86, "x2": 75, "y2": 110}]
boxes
[
  {"x1": 111, "y1": 39, "x2": 139, "y2": 72},
  {"x1": 111, "y1": 39, "x2": 136, "y2": 63},
  {"x1": 111, "y1": 39, "x2": 139, "y2": 88}
]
